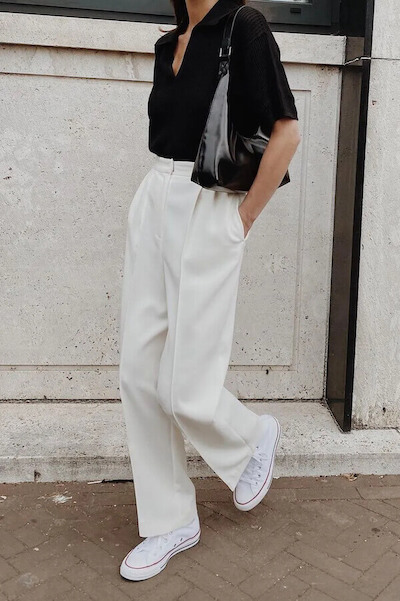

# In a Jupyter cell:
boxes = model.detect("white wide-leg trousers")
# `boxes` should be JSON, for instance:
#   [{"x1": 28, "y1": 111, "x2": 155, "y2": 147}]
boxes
[{"x1": 118, "y1": 154, "x2": 265, "y2": 537}]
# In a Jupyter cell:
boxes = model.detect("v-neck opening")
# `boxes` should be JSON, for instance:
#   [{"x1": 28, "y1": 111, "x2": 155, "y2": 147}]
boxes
[
  {"x1": 170, "y1": 24, "x2": 200, "y2": 80},
  {"x1": 170, "y1": 31, "x2": 193, "y2": 79},
  {"x1": 169, "y1": 0, "x2": 224, "y2": 80}
]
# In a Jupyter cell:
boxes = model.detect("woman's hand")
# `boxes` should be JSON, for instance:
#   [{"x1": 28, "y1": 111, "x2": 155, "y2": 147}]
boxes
[{"x1": 238, "y1": 118, "x2": 301, "y2": 229}]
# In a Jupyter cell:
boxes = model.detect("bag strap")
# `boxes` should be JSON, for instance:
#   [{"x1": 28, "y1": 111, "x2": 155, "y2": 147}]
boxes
[{"x1": 219, "y1": 4, "x2": 246, "y2": 63}]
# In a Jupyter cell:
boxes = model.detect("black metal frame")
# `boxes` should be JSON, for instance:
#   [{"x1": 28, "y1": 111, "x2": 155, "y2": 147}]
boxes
[
  {"x1": 0, "y1": 0, "x2": 173, "y2": 22},
  {"x1": 0, "y1": 0, "x2": 171, "y2": 14},
  {"x1": 326, "y1": 0, "x2": 375, "y2": 431}
]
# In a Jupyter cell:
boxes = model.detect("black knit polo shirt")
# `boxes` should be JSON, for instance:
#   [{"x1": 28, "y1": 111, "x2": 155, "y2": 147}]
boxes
[{"x1": 147, "y1": 0, "x2": 298, "y2": 161}]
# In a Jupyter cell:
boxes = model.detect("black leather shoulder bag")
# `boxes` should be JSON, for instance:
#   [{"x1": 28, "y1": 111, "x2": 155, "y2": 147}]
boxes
[{"x1": 191, "y1": 4, "x2": 290, "y2": 193}]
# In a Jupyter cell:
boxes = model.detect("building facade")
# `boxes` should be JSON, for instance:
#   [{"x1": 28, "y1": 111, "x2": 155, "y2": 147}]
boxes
[{"x1": 1, "y1": 0, "x2": 399, "y2": 482}]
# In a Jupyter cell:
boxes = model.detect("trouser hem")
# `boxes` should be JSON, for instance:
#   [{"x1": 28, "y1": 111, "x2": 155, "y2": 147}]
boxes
[{"x1": 137, "y1": 501, "x2": 199, "y2": 538}]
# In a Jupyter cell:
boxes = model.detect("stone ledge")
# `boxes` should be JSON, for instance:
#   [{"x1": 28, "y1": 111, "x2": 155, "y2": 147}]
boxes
[
  {"x1": 0, "y1": 11, "x2": 346, "y2": 65},
  {"x1": 1, "y1": 401, "x2": 399, "y2": 483}
]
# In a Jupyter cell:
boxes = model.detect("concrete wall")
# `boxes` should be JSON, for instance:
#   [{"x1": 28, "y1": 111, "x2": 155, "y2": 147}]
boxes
[
  {"x1": 353, "y1": 0, "x2": 400, "y2": 428},
  {"x1": 0, "y1": 12, "x2": 345, "y2": 402}
]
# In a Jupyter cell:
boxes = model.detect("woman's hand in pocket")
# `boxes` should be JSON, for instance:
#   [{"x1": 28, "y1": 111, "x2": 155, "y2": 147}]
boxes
[{"x1": 238, "y1": 203, "x2": 255, "y2": 239}]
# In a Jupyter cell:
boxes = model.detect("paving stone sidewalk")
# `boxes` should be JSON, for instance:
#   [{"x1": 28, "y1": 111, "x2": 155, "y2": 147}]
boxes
[{"x1": 1, "y1": 474, "x2": 400, "y2": 601}]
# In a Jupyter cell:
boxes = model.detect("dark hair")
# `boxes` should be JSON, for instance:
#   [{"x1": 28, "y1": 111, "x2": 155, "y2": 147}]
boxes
[{"x1": 159, "y1": 0, "x2": 246, "y2": 34}]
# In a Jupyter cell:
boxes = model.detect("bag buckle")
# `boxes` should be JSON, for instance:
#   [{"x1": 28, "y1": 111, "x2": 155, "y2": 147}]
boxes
[{"x1": 219, "y1": 46, "x2": 231, "y2": 59}]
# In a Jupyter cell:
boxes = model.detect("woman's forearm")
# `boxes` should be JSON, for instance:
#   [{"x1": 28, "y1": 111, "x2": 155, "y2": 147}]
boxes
[{"x1": 239, "y1": 118, "x2": 301, "y2": 233}]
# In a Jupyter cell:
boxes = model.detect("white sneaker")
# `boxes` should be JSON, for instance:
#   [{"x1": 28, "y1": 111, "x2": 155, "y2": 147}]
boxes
[
  {"x1": 233, "y1": 414, "x2": 281, "y2": 511},
  {"x1": 120, "y1": 514, "x2": 201, "y2": 581}
]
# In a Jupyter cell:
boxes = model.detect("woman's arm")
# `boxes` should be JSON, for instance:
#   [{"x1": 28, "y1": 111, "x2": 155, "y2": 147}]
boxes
[{"x1": 239, "y1": 117, "x2": 301, "y2": 237}]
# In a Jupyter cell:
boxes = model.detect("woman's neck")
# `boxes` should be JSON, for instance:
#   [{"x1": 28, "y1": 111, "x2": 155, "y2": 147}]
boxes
[{"x1": 184, "y1": 0, "x2": 220, "y2": 29}]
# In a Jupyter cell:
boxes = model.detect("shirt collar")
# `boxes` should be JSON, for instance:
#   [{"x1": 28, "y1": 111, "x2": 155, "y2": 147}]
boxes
[{"x1": 156, "y1": 0, "x2": 240, "y2": 45}]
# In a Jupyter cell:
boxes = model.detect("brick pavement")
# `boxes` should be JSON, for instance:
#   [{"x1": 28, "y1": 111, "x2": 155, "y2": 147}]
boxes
[{"x1": 1, "y1": 474, "x2": 400, "y2": 600}]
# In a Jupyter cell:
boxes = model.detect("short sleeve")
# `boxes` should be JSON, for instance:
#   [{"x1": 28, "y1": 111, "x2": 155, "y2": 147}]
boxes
[{"x1": 229, "y1": 8, "x2": 298, "y2": 137}]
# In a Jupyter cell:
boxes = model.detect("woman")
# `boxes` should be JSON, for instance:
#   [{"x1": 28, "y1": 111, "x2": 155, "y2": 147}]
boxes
[{"x1": 119, "y1": 0, "x2": 300, "y2": 581}]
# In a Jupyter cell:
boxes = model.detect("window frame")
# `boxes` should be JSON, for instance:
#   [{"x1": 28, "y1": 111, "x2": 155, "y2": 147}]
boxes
[{"x1": 0, "y1": 0, "x2": 339, "y2": 28}]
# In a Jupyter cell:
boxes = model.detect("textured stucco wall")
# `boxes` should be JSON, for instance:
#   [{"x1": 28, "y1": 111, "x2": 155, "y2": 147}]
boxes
[
  {"x1": 353, "y1": 0, "x2": 400, "y2": 427},
  {"x1": 0, "y1": 13, "x2": 345, "y2": 401}
]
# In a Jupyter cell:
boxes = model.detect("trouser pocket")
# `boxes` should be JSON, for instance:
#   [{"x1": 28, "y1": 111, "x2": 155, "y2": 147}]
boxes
[{"x1": 232, "y1": 194, "x2": 251, "y2": 242}]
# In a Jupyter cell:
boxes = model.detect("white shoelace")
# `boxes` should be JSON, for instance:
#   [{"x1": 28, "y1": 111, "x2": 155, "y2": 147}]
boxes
[
  {"x1": 239, "y1": 448, "x2": 269, "y2": 486},
  {"x1": 137, "y1": 530, "x2": 185, "y2": 557}
]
